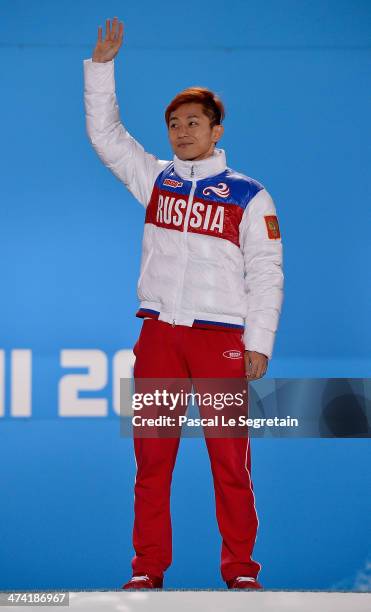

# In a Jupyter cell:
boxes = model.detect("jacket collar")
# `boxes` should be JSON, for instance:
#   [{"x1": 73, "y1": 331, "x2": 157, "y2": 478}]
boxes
[{"x1": 173, "y1": 147, "x2": 227, "y2": 180}]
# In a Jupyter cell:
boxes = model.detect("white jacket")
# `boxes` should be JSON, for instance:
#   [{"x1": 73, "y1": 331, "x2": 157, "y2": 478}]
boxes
[{"x1": 83, "y1": 57, "x2": 284, "y2": 360}]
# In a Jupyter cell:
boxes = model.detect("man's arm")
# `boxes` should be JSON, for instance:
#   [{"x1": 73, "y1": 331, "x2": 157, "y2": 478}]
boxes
[
  {"x1": 239, "y1": 188, "x2": 284, "y2": 361},
  {"x1": 83, "y1": 18, "x2": 170, "y2": 208}
]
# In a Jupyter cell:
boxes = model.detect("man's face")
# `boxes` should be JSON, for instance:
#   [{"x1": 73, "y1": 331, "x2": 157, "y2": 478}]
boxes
[{"x1": 168, "y1": 102, "x2": 224, "y2": 161}]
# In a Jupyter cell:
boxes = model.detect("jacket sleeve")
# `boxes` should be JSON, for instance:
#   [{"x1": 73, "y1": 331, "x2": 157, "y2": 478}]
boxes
[
  {"x1": 239, "y1": 187, "x2": 284, "y2": 360},
  {"x1": 83, "y1": 57, "x2": 171, "y2": 208}
]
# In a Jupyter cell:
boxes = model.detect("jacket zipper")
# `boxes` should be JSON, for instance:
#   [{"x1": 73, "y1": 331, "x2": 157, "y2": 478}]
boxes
[{"x1": 172, "y1": 165, "x2": 196, "y2": 327}]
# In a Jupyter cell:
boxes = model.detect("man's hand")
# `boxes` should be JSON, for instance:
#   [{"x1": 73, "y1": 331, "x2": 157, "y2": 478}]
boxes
[
  {"x1": 244, "y1": 350, "x2": 268, "y2": 380},
  {"x1": 92, "y1": 16, "x2": 124, "y2": 63}
]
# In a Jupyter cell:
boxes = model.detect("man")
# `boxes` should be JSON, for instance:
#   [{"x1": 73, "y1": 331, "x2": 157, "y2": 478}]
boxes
[{"x1": 83, "y1": 17, "x2": 284, "y2": 590}]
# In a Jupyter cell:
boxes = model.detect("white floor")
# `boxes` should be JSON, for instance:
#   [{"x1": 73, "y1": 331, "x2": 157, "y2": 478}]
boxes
[{"x1": 3, "y1": 591, "x2": 370, "y2": 612}]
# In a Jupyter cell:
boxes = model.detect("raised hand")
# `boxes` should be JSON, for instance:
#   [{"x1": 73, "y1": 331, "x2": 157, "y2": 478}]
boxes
[{"x1": 92, "y1": 17, "x2": 124, "y2": 63}]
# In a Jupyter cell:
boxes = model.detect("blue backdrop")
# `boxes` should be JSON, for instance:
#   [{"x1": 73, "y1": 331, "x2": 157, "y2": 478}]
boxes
[{"x1": 1, "y1": 0, "x2": 370, "y2": 591}]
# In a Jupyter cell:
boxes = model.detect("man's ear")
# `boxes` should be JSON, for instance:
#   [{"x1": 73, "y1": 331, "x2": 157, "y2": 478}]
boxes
[{"x1": 213, "y1": 124, "x2": 224, "y2": 143}]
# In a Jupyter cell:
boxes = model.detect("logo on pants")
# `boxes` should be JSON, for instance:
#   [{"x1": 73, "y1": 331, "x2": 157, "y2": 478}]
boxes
[{"x1": 223, "y1": 350, "x2": 243, "y2": 359}]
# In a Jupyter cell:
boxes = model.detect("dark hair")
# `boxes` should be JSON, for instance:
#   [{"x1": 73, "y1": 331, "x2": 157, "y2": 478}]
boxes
[{"x1": 165, "y1": 86, "x2": 225, "y2": 128}]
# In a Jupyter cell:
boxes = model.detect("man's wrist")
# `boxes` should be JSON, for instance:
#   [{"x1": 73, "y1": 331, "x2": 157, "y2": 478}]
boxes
[{"x1": 92, "y1": 56, "x2": 113, "y2": 63}]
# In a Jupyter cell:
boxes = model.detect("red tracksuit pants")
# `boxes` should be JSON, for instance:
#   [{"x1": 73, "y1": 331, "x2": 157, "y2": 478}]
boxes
[{"x1": 131, "y1": 318, "x2": 261, "y2": 582}]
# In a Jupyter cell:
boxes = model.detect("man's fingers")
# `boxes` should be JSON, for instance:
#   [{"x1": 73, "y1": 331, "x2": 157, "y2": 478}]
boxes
[
  {"x1": 112, "y1": 16, "x2": 118, "y2": 38},
  {"x1": 97, "y1": 25, "x2": 102, "y2": 43},
  {"x1": 105, "y1": 18, "x2": 110, "y2": 40},
  {"x1": 245, "y1": 356, "x2": 258, "y2": 379},
  {"x1": 249, "y1": 360, "x2": 259, "y2": 380},
  {"x1": 114, "y1": 19, "x2": 124, "y2": 45},
  {"x1": 103, "y1": 17, "x2": 123, "y2": 43}
]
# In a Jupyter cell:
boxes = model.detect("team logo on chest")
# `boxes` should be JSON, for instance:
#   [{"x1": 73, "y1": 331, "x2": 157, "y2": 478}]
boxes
[
  {"x1": 156, "y1": 194, "x2": 225, "y2": 233},
  {"x1": 145, "y1": 184, "x2": 243, "y2": 246},
  {"x1": 202, "y1": 182, "x2": 230, "y2": 198}
]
